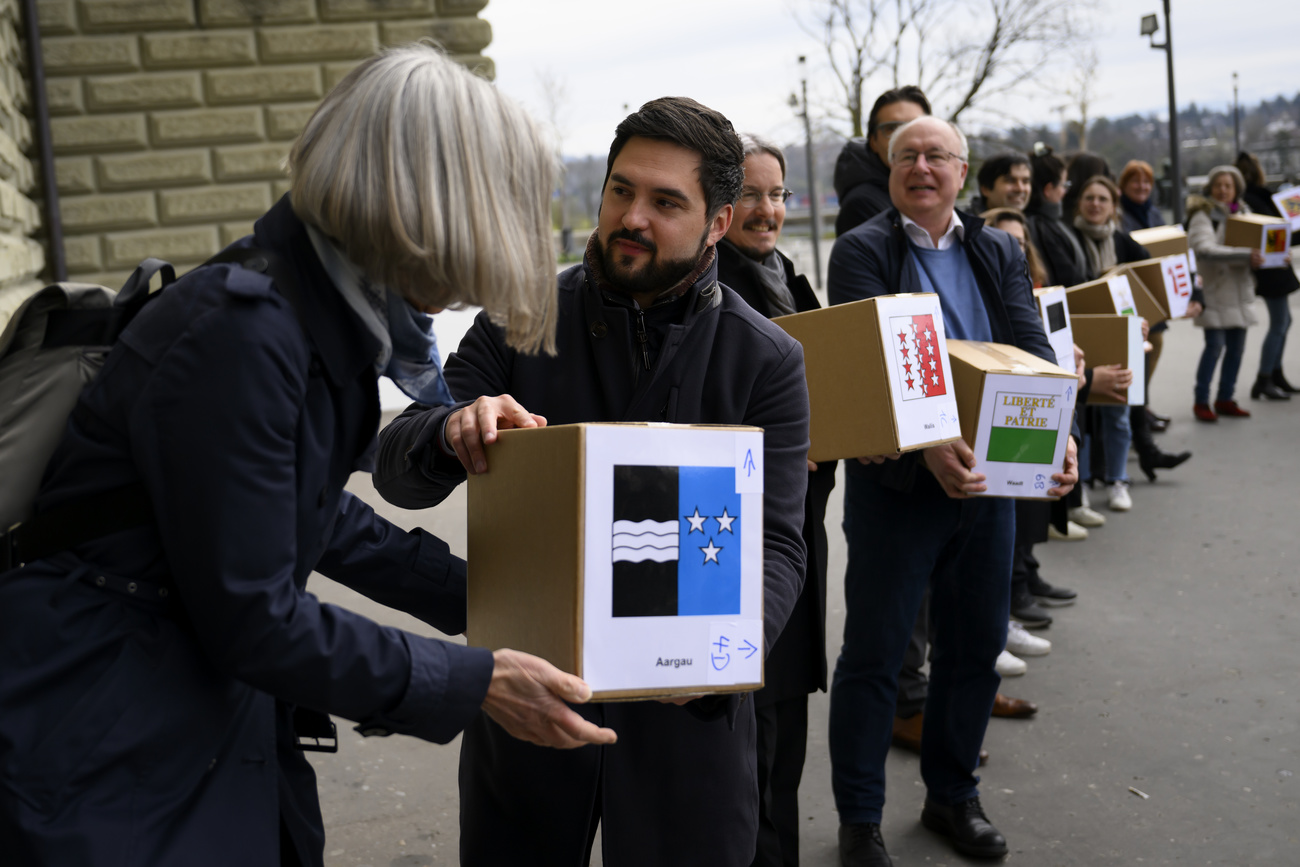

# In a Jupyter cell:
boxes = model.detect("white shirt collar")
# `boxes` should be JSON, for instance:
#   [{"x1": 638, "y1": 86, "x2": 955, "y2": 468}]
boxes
[{"x1": 900, "y1": 211, "x2": 964, "y2": 251}]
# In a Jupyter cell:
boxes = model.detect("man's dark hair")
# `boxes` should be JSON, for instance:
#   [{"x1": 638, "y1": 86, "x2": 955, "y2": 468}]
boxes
[
  {"x1": 605, "y1": 97, "x2": 744, "y2": 218},
  {"x1": 977, "y1": 153, "x2": 1030, "y2": 194},
  {"x1": 1028, "y1": 145, "x2": 1067, "y2": 208},
  {"x1": 866, "y1": 85, "x2": 931, "y2": 138}
]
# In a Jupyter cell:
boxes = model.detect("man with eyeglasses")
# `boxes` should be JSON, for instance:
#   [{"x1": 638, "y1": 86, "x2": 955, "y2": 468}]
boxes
[
  {"x1": 716, "y1": 133, "x2": 835, "y2": 867},
  {"x1": 833, "y1": 86, "x2": 931, "y2": 237},
  {"x1": 826, "y1": 116, "x2": 1077, "y2": 866}
]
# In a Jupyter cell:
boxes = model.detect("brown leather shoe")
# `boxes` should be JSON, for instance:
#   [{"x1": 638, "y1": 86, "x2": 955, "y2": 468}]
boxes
[
  {"x1": 991, "y1": 693, "x2": 1038, "y2": 719},
  {"x1": 892, "y1": 714, "x2": 988, "y2": 765}
]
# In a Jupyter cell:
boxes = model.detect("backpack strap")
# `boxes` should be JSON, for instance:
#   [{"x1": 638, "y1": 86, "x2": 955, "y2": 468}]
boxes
[{"x1": 1, "y1": 249, "x2": 299, "y2": 573}]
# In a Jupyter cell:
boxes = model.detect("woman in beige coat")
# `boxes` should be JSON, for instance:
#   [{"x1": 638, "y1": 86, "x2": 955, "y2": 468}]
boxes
[{"x1": 1189, "y1": 165, "x2": 1264, "y2": 421}]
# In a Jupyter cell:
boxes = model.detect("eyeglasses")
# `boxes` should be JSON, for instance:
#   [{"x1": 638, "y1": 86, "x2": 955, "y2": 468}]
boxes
[
  {"x1": 738, "y1": 188, "x2": 793, "y2": 206},
  {"x1": 892, "y1": 149, "x2": 965, "y2": 168}
]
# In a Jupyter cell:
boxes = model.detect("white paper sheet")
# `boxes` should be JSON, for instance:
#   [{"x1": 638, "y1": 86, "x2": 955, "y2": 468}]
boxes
[
  {"x1": 1035, "y1": 287, "x2": 1075, "y2": 371},
  {"x1": 1124, "y1": 316, "x2": 1146, "y2": 407},
  {"x1": 581, "y1": 426, "x2": 765, "y2": 693},
  {"x1": 1272, "y1": 187, "x2": 1300, "y2": 232},
  {"x1": 972, "y1": 372, "x2": 1077, "y2": 499},
  {"x1": 1157, "y1": 254, "x2": 1192, "y2": 319},
  {"x1": 1106, "y1": 275, "x2": 1138, "y2": 316},
  {"x1": 1261, "y1": 222, "x2": 1292, "y2": 269},
  {"x1": 875, "y1": 294, "x2": 962, "y2": 448}
]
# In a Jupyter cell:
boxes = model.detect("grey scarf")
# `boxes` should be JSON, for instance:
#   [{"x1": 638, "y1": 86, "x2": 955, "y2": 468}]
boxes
[
  {"x1": 1072, "y1": 215, "x2": 1118, "y2": 278},
  {"x1": 718, "y1": 239, "x2": 797, "y2": 316}
]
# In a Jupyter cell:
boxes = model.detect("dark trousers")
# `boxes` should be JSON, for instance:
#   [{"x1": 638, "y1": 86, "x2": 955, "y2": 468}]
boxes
[
  {"x1": 459, "y1": 699, "x2": 759, "y2": 866},
  {"x1": 895, "y1": 593, "x2": 930, "y2": 718},
  {"x1": 829, "y1": 466, "x2": 1013, "y2": 824},
  {"x1": 752, "y1": 696, "x2": 809, "y2": 867}
]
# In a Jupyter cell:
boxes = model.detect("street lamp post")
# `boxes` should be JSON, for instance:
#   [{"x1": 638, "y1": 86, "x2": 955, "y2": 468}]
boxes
[
  {"x1": 1233, "y1": 72, "x2": 1240, "y2": 155},
  {"x1": 792, "y1": 56, "x2": 823, "y2": 289},
  {"x1": 1142, "y1": 2, "x2": 1183, "y2": 224}
]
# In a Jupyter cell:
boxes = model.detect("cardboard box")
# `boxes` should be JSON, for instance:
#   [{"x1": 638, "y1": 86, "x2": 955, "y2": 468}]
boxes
[
  {"x1": 1107, "y1": 256, "x2": 1191, "y2": 320},
  {"x1": 1069, "y1": 271, "x2": 1168, "y2": 326},
  {"x1": 1224, "y1": 213, "x2": 1292, "y2": 268},
  {"x1": 774, "y1": 293, "x2": 962, "y2": 461},
  {"x1": 467, "y1": 423, "x2": 765, "y2": 700},
  {"x1": 1069, "y1": 314, "x2": 1147, "y2": 406},
  {"x1": 946, "y1": 340, "x2": 1078, "y2": 500},
  {"x1": 1130, "y1": 225, "x2": 1189, "y2": 258},
  {"x1": 1033, "y1": 286, "x2": 1075, "y2": 372}
]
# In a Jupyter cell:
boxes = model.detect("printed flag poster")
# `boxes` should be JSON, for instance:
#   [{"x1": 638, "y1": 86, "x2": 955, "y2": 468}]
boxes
[
  {"x1": 1034, "y1": 286, "x2": 1075, "y2": 371},
  {"x1": 876, "y1": 294, "x2": 961, "y2": 448},
  {"x1": 1158, "y1": 254, "x2": 1192, "y2": 319},
  {"x1": 1105, "y1": 275, "x2": 1138, "y2": 316},
  {"x1": 972, "y1": 373, "x2": 1077, "y2": 498},
  {"x1": 582, "y1": 426, "x2": 763, "y2": 693},
  {"x1": 1272, "y1": 187, "x2": 1300, "y2": 231},
  {"x1": 1262, "y1": 223, "x2": 1292, "y2": 269}
]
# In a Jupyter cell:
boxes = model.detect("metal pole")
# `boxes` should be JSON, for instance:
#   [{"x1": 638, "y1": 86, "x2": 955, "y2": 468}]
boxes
[
  {"x1": 800, "y1": 66, "x2": 823, "y2": 289},
  {"x1": 1232, "y1": 72, "x2": 1240, "y2": 155},
  {"x1": 1163, "y1": 0, "x2": 1183, "y2": 224}
]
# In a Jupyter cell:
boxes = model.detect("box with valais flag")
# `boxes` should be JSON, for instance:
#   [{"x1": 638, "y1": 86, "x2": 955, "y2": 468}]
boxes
[
  {"x1": 773, "y1": 293, "x2": 962, "y2": 462},
  {"x1": 466, "y1": 423, "x2": 765, "y2": 700},
  {"x1": 946, "y1": 340, "x2": 1078, "y2": 500}
]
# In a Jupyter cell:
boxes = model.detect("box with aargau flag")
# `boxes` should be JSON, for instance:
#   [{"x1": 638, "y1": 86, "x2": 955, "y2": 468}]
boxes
[
  {"x1": 946, "y1": 340, "x2": 1079, "y2": 500},
  {"x1": 466, "y1": 423, "x2": 765, "y2": 700},
  {"x1": 1224, "y1": 213, "x2": 1292, "y2": 269},
  {"x1": 773, "y1": 293, "x2": 962, "y2": 462}
]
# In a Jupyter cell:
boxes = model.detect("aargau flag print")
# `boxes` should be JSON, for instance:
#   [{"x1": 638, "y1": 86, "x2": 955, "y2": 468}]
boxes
[
  {"x1": 888, "y1": 314, "x2": 948, "y2": 399},
  {"x1": 611, "y1": 465, "x2": 741, "y2": 618}
]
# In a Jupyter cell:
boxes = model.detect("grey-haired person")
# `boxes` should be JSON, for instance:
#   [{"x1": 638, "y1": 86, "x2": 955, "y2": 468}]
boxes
[{"x1": 0, "y1": 44, "x2": 614, "y2": 867}]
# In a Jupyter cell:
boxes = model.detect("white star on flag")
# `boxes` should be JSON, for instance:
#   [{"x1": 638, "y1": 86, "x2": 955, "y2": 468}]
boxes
[
  {"x1": 700, "y1": 538, "x2": 722, "y2": 564},
  {"x1": 715, "y1": 507, "x2": 736, "y2": 534},
  {"x1": 685, "y1": 507, "x2": 707, "y2": 533}
]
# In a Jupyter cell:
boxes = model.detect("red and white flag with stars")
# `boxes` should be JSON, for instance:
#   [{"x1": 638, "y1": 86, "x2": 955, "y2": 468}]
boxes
[{"x1": 889, "y1": 314, "x2": 948, "y2": 399}]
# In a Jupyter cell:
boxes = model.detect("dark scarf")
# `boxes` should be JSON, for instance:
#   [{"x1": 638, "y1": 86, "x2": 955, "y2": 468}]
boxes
[
  {"x1": 1120, "y1": 194, "x2": 1157, "y2": 229},
  {"x1": 585, "y1": 231, "x2": 716, "y2": 304},
  {"x1": 716, "y1": 238, "x2": 797, "y2": 316}
]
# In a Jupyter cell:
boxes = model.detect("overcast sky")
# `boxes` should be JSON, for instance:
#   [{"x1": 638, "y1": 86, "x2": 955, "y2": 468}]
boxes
[{"x1": 483, "y1": 0, "x2": 1298, "y2": 157}]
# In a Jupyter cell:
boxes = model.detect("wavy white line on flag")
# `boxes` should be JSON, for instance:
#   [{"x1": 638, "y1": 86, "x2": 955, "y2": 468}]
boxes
[{"x1": 611, "y1": 519, "x2": 679, "y2": 563}]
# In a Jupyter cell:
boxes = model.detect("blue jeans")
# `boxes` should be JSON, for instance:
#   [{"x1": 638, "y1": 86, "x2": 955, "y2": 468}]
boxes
[
  {"x1": 1096, "y1": 405, "x2": 1131, "y2": 483},
  {"x1": 829, "y1": 464, "x2": 1012, "y2": 824},
  {"x1": 1195, "y1": 328, "x2": 1247, "y2": 404},
  {"x1": 1259, "y1": 295, "x2": 1292, "y2": 376}
]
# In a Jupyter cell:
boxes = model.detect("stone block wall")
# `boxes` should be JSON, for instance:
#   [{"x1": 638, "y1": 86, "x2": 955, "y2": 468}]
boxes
[
  {"x1": 35, "y1": 0, "x2": 493, "y2": 293},
  {"x1": 0, "y1": 0, "x2": 46, "y2": 326}
]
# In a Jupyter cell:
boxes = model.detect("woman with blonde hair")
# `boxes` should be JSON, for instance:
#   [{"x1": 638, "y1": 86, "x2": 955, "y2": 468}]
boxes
[
  {"x1": 0, "y1": 44, "x2": 613, "y2": 867},
  {"x1": 981, "y1": 206, "x2": 1047, "y2": 286}
]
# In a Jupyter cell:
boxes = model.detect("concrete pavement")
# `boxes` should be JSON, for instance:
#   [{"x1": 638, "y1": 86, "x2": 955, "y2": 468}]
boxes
[{"x1": 310, "y1": 295, "x2": 1300, "y2": 866}]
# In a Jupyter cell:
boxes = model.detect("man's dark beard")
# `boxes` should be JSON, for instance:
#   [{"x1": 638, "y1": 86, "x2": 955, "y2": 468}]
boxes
[{"x1": 598, "y1": 227, "x2": 708, "y2": 297}]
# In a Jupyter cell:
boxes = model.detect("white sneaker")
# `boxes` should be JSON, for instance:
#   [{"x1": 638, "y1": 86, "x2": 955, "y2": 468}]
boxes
[
  {"x1": 1048, "y1": 521, "x2": 1088, "y2": 541},
  {"x1": 1081, "y1": 485, "x2": 1093, "y2": 509},
  {"x1": 995, "y1": 649, "x2": 1027, "y2": 677},
  {"x1": 1068, "y1": 505, "x2": 1107, "y2": 527},
  {"x1": 1108, "y1": 481, "x2": 1132, "y2": 512},
  {"x1": 1006, "y1": 620, "x2": 1051, "y2": 656}
]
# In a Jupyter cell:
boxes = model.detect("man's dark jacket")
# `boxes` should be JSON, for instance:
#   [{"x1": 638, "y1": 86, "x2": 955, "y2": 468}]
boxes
[
  {"x1": 373, "y1": 250, "x2": 810, "y2": 866},
  {"x1": 716, "y1": 243, "x2": 834, "y2": 702},
  {"x1": 827, "y1": 207, "x2": 1056, "y2": 492},
  {"x1": 834, "y1": 138, "x2": 893, "y2": 236}
]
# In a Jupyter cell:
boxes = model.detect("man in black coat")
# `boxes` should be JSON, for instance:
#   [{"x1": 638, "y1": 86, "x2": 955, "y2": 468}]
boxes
[
  {"x1": 827, "y1": 117, "x2": 1077, "y2": 866},
  {"x1": 373, "y1": 98, "x2": 811, "y2": 867},
  {"x1": 716, "y1": 134, "x2": 835, "y2": 867},
  {"x1": 833, "y1": 86, "x2": 931, "y2": 237}
]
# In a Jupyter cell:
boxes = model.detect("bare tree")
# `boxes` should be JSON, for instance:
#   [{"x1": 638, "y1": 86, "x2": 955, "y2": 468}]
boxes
[
  {"x1": 534, "y1": 67, "x2": 571, "y2": 250},
  {"x1": 796, "y1": 0, "x2": 1094, "y2": 135},
  {"x1": 1059, "y1": 46, "x2": 1099, "y2": 151}
]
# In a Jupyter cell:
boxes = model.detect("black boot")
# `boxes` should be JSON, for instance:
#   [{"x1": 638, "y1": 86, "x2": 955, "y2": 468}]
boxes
[
  {"x1": 1273, "y1": 369, "x2": 1300, "y2": 394},
  {"x1": 1132, "y1": 406, "x2": 1192, "y2": 482},
  {"x1": 1251, "y1": 374, "x2": 1291, "y2": 401}
]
